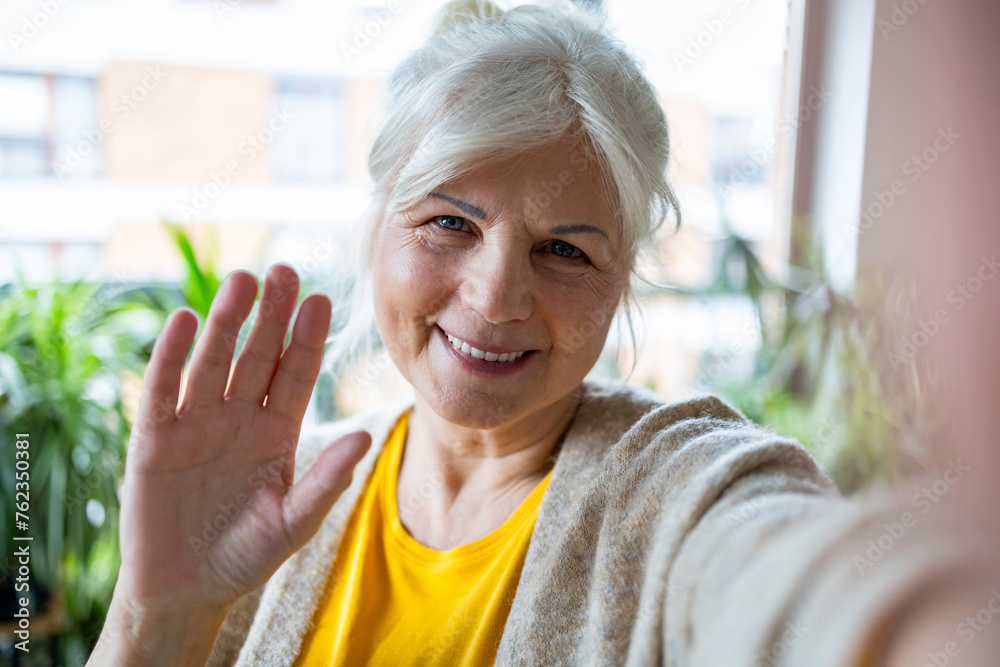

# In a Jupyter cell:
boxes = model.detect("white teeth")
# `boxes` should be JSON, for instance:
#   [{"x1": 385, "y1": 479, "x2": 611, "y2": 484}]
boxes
[{"x1": 444, "y1": 332, "x2": 527, "y2": 362}]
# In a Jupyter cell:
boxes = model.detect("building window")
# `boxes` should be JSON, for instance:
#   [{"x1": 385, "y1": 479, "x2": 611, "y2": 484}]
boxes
[
  {"x1": 0, "y1": 73, "x2": 101, "y2": 179},
  {"x1": 0, "y1": 74, "x2": 49, "y2": 177},
  {"x1": 52, "y1": 76, "x2": 103, "y2": 179},
  {"x1": 272, "y1": 77, "x2": 344, "y2": 183}
]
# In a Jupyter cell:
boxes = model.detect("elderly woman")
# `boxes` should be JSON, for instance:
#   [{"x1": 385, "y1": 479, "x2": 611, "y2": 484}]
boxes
[{"x1": 88, "y1": 2, "x2": 996, "y2": 666}]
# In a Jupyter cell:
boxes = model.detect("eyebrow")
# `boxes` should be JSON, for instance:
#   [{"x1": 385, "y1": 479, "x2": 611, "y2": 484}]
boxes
[
  {"x1": 427, "y1": 191, "x2": 609, "y2": 240},
  {"x1": 428, "y1": 192, "x2": 487, "y2": 220},
  {"x1": 549, "y1": 224, "x2": 609, "y2": 240}
]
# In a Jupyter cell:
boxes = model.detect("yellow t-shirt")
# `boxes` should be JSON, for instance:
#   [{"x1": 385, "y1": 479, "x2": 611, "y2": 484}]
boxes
[{"x1": 295, "y1": 409, "x2": 552, "y2": 666}]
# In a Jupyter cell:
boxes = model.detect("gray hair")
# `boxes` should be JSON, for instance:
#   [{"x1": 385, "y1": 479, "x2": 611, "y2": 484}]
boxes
[{"x1": 326, "y1": 0, "x2": 679, "y2": 375}]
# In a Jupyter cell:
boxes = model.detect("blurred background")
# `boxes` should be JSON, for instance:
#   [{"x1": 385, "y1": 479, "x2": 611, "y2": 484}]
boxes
[{"x1": 4, "y1": 0, "x2": 991, "y2": 663}]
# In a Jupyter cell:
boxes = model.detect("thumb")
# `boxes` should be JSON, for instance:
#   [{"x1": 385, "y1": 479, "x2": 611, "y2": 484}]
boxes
[{"x1": 280, "y1": 430, "x2": 373, "y2": 550}]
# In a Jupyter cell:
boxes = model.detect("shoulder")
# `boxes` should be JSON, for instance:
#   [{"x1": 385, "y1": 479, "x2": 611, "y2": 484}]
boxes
[
  {"x1": 576, "y1": 378, "x2": 835, "y2": 493},
  {"x1": 579, "y1": 377, "x2": 746, "y2": 422},
  {"x1": 576, "y1": 377, "x2": 751, "y2": 449}
]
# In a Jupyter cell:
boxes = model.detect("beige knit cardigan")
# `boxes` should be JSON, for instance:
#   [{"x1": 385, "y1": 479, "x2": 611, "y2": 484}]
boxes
[{"x1": 204, "y1": 379, "x2": 969, "y2": 666}]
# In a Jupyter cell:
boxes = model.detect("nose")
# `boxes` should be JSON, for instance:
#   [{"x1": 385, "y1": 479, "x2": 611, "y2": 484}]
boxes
[{"x1": 460, "y1": 242, "x2": 534, "y2": 324}]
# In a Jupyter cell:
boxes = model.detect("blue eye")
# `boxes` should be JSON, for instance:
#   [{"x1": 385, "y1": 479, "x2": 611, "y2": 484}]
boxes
[
  {"x1": 435, "y1": 215, "x2": 467, "y2": 231},
  {"x1": 550, "y1": 240, "x2": 582, "y2": 258}
]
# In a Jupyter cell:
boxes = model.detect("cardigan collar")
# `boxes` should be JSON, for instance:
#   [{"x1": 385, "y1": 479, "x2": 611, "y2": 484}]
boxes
[{"x1": 235, "y1": 378, "x2": 662, "y2": 665}]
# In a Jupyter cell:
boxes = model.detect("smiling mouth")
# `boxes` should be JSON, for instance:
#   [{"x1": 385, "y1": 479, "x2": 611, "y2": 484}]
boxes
[{"x1": 441, "y1": 329, "x2": 529, "y2": 363}]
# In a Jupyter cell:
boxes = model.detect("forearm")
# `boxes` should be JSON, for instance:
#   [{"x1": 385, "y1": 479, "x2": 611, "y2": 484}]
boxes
[{"x1": 86, "y1": 593, "x2": 231, "y2": 667}]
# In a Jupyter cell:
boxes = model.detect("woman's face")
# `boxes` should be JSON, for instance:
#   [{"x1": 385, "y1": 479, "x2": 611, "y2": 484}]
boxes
[{"x1": 370, "y1": 139, "x2": 628, "y2": 429}]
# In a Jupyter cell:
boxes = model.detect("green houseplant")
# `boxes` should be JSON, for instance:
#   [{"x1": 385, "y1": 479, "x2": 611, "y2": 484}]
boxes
[
  {"x1": 0, "y1": 222, "x2": 350, "y2": 665},
  {"x1": 0, "y1": 278, "x2": 176, "y2": 665},
  {"x1": 690, "y1": 209, "x2": 934, "y2": 493}
]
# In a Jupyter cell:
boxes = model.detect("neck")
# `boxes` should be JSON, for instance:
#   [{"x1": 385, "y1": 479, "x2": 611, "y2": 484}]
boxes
[{"x1": 399, "y1": 385, "x2": 582, "y2": 517}]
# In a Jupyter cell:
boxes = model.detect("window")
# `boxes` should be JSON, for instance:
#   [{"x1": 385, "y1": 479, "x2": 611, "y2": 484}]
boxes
[
  {"x1": 0, "y1": 74, "x2": 49, "y2": 177},
  {"x1": 0, "y1": 73, "x2": 101, "y2": 179},
  {"x1": 271, "y1": 77, "x2": 344, "y2": 183}
]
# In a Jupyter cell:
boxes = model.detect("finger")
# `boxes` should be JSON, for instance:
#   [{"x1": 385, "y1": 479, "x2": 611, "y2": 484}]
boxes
[
  {"x1": 133, "y1": 308, "x2": 198, "y2": 435},
  {"x1": 264, "y1": 293, "x2": 332, "y2": 423},
  {"x1": 179, "y1": 271, "x2": 259, "y2": 409},
  {"x1": 227, "y1": 264, "x2": 300, "y2": 405},
  {"x1": 281, "y1": 430, "x2": 372, "y2": 549}
]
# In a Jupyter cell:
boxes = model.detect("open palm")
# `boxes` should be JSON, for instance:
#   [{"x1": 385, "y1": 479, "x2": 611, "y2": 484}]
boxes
[{"x1": 116, "y1": 265, "x2": 371, "y2": 614}]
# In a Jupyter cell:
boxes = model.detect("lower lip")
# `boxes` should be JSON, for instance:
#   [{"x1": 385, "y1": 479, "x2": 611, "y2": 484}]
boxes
[{"x1": 436, "y1": 326, "x2": 534, "y2": 376}]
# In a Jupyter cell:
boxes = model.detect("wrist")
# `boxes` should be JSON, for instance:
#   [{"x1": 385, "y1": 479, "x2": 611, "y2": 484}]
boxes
[{"x1": 88, "y1": 593, "x2": 231, "y2": 667}]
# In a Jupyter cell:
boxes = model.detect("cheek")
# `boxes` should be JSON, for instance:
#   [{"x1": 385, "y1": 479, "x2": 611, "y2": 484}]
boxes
[
  {"x1": 371, "y1": 228, "x2": 458, "y2": 348},
  {"x1": 544, "y1": 273, "x2": 624, "y2": 360}
]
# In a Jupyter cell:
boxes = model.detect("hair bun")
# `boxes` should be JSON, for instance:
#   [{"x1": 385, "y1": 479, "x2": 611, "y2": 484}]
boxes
[{"x1": 431, "y1": 0, "x2": 504, "y2": 37}]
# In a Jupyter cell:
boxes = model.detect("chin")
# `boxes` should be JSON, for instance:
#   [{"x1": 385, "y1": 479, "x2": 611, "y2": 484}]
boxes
[{"x1": 420, "y1": 379, "x2": 529, "y2": 430}]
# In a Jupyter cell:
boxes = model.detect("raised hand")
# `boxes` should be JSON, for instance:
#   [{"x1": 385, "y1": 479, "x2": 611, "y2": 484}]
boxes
[{"x1": 90, "y1": 265, "x2": 370, "y2": 666}]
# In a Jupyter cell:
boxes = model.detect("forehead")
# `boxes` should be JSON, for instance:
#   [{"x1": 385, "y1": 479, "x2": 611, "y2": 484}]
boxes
[{"x1": 433, "y1": 140, "x2": 620, "y2": 232}]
